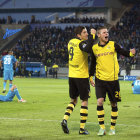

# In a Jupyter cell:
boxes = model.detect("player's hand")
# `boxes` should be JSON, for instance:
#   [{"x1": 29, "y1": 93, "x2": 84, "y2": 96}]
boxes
[
  {"x1": 90, "y1": 80, "x2": 95, "y2": 87},
  {"x1": 90, "y1": 28, "x2": 96, "y2": 35},
  {"x1": 130, "y1": 48, "x2": 136, "y2": 55},
  {"x1": 89, "y1": 76, "x2": 95, "y2": 87}
]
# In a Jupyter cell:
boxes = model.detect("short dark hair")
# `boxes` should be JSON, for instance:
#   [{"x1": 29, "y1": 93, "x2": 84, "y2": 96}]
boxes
[
  {"x1": 74, "y1": 26, "x2": 86, "y2": 36},
  {"x1": 97, "y1": 26, "x2": 107, "y2": 34}
]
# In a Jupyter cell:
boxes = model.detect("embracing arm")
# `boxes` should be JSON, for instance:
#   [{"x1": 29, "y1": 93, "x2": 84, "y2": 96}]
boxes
[{"x1": 89, "y1": 51, "x2": 96, "y2": 87}]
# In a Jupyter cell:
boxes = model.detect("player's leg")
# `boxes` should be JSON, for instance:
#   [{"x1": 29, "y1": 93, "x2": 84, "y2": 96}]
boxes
[
  {"x1": 107, "y1": 80, "x2": 120, "y2": 135},
  {"x1": 63, "y1": 98, "x2": 77, "y2": 121},
  {"x1": 95, "y1": 78, "x2": 106, "y2": 136},
  {"x1": 97, "y1": 98, "x2": 106, "y2": 136},
  {"x1": 61, "y1": 98, "x2": 77, "y2": 134},
  {"x1": 9, "y1": 71, "x2": 14, "y2": 90},
  {"x1": 79, "y1": 100, "x2": 89, "y2": 135},
  {"x1": 109, "y1": 102, "x2": 118, "y2": 135},
  {"x1": 78, "y1": 78, "x2": 90, "y2": 135},
  {"x1": 61, "y1": 78, "x2": 78, "y2": 134},
  {"x1": 3, "y1": 80, "x2": 7, "y2": 93},
  {"x1": 3, "y1": 70, "x2": 9, "y2": 93},
  {"x1": 0, "y1": 95, "x2": 7, "y2": 101},
  {"x1": 11, "y1": 85, "x2": 26, "y2": 102},
  {"x1": 9, "y1": 80, "x2": 13, "y2": 90}
]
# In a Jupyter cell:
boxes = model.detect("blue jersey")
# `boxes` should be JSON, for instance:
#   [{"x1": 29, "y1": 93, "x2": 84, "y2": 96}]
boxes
[
  {"x1": 132, "y1": 80, "x2": 140, "y2": 94},
  {"x1": 2, "y1": 55, "x2": 17, "y2": 71}
]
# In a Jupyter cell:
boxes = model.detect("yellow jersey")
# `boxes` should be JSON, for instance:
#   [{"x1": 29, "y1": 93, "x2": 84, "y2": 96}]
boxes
[
  {"x1": 68, "y1": 38, "x2": 89, "y2": 78},
  {"x1": 90, "y1": 41, "x2": 134, "y2": 81}
]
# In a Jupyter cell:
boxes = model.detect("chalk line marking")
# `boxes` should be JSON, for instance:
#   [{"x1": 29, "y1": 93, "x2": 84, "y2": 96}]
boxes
[{"x1": 0, "y1": 117, "x2": 140, "y2": 128}]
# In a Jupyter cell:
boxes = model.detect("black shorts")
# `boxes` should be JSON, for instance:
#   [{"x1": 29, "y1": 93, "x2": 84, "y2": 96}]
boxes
[
  {"x1": 69, "y1": 77, "x2": 90, "y2": 100},
  {"x1": 95, "y1": 77, "x2": 121, "y2": 102}
]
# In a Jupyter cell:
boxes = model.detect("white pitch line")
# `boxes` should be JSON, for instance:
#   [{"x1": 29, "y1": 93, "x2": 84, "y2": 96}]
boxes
[{"x1": 0, "y1": 117, "x2": 140, "y2": 128}]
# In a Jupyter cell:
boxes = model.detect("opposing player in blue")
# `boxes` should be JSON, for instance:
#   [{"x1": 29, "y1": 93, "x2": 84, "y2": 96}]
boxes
[
  {"x1": 0, "y1": 85, "x2": 26, "y2": 102},
  {"x1": 0, "y1": 50, "x2": 18, "y2": 93},
  {"x1": 132, "y1": 77, "x2": 140, "y2": 94}
]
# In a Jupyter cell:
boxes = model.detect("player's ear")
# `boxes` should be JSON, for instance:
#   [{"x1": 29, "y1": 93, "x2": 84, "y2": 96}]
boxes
[
  {"x1": 77, "y1": 34, "x2": 81, "y2": 38},
  {"x1": 97, "y1": 33, "x2": 100, "y2": 38}
]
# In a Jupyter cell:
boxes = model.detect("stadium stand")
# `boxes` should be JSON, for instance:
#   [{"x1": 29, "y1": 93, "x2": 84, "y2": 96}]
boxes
[
  {"x1": 109, "y1": 4, "x2": 140, "y2": 69},
  {"x1": 0, "y1": 0, "x2": 140, "y2": 77}
]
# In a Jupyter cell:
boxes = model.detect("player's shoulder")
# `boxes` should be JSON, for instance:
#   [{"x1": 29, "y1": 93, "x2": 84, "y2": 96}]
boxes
[
  {"x1": 102, "y1": 41, "x2": 115, "y2": 47},
  {"x1": 92, "y1": 42, "x2": 99, "y2": 48},
  {"x1": 5, "y1": 54, "x2": 11, "y2": 57},
  {"x1": 110, "y1": 41, "x2": 121, "y2": 47},
  {"x1": 2, "y1": 55, "x2": 8, "y2": 59},
  {"x1": 10, "y1": 55, "x2": 16, "y2": 59},
  {"x1": 69, "y1": 38, "x2": 80, "y2": 42},
  {"x1": 108, "y1": 41, "x2": 115, "y2": 43},
  {"x1": 68, "y1": 38, "x2": 81, "y2": 47},
  {"x1": 3, "y1": 55, "x2": 7, "y2": 57}
]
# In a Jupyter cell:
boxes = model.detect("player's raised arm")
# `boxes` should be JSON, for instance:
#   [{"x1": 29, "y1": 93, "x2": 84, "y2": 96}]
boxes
[
  {"x1": 79, "y1": 28, "x2": 96, "y2": 53},
  {"x1": 114, "y1": 42, "x2": 136, "y2": 57}
]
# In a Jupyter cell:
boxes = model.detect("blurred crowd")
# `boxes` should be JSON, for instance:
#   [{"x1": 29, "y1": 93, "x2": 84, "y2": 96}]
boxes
[
  {"x1": 1, "y1": 5, "x2": 140, "y2": 71},
  {"x1": 0, "y1": 16, "x2": 105, "y2": 24},
  {"x1": 59, "y1": 17, "x2": 106, "y2": 24},
  {"x1": 0, "y1": 17, "x2": 6, "y2": 24},
  {"x1": 0, "y1": 17, "x2": 51, "y2": 24},
  {"x1": 110, "y1": 4, "x2": 140, "y2": 69},
  {"x1": 12, "y1": 26, "x2": 74, "y2": 67},
  {"x1": 110, "y1": 5, "x2": 140, "y2": 50}
]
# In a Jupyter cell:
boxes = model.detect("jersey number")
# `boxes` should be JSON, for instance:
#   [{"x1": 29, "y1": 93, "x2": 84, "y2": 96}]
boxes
[
  {"x1": 4, "y1": 57, "x2": 11, "y2": 64},
  {"x1": 115, "y1": 91, "x2": 121, "y2": 99},
  {"x1": 69, "y1": 47, "x2": 74, "y2": 61}
]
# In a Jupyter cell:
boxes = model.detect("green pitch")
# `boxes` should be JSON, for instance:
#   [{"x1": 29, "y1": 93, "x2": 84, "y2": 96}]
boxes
[{"x1": 0, "y1": 78, "x2": 140, "y2": 140}]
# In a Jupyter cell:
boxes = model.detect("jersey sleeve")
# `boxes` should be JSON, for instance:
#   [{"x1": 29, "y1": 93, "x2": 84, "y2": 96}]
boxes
[
  {"x1": 13, "y1": 56, "x2": 17, "y2": 63},
  {"x1": 79, "y1": 34, "x2": 96, "y2": 53},
  {"x1": 114, "y1": 42, "x2": 131, "y2": 57},
  {"x1": 89, "y1": 51, "x2": 96, "y2": 76}
]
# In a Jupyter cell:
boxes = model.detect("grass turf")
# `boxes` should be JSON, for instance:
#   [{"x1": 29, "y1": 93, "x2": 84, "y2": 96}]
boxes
[{"x1": 0, "y1": 78, "x2": 140, "y2": 140}]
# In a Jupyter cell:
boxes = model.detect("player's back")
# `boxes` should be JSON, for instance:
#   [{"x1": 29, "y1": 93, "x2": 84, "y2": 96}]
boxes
[
  {"x1": 2, "y1": 55, "x2": 16, "y2": 71},
  {"x1": 68, "y1": 38, "x2": 89, "y2": 78}
]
